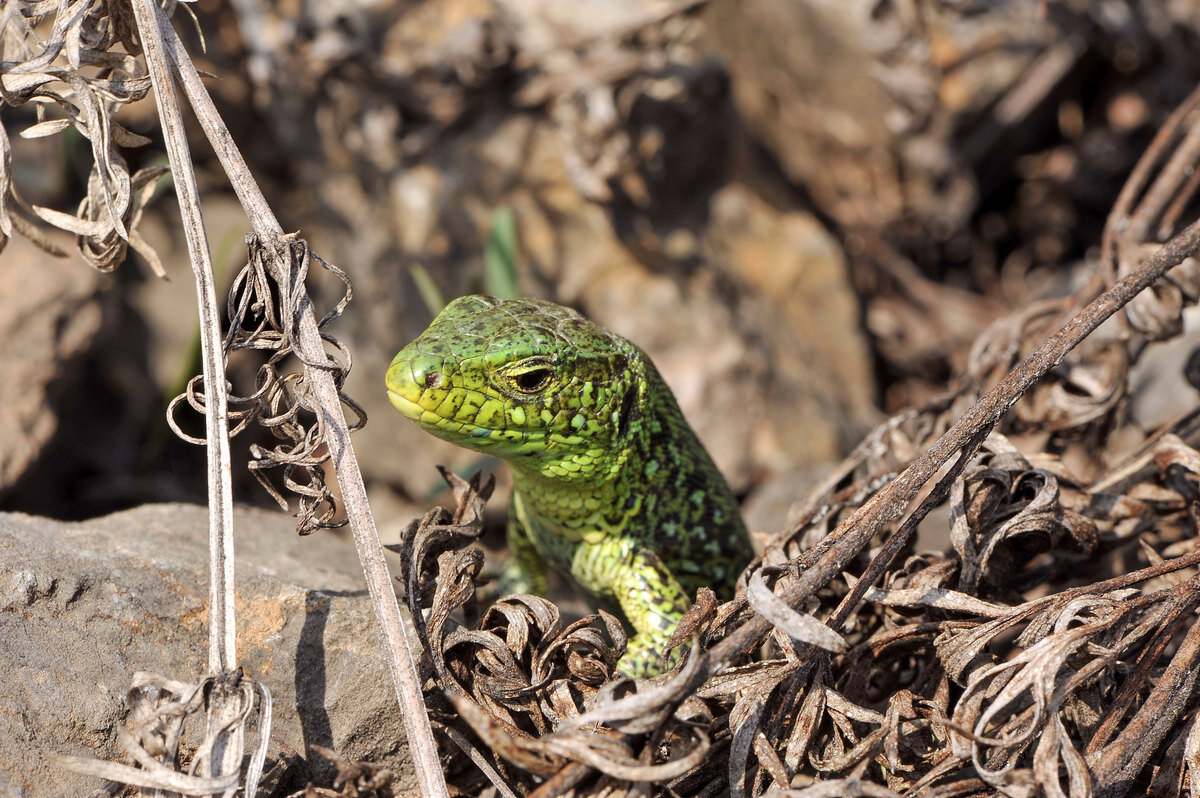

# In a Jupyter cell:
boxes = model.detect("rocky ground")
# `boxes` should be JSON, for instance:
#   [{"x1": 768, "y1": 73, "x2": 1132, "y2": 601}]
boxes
[{"x1": 1, "y1": 505, "x2": 407, "y2": 796}]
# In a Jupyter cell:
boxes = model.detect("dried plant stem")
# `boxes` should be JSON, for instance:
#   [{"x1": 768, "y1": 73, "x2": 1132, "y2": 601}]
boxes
[
  {"x1": 148, "y1": 8, "x2": 448, "y2": 796},
  {"x1": 1123, "y1": 94, "x2": 1200, "y2": 246},
  {"x1": 129, "y1": 2, "x2": 248, "y2": 789},
  {"x1": 1088, "y1": 605, "x2": 1200, "y2": 798},
  {"x1": 828, "y1": 426, "x2": 990, "y2": 630},
  {"x1": 128, "y1": 0, "x2": 236, "y2": 677},
  {"x1": 1085, "y1": 576, "x2": 1200, "y2": 754},
  {"x1": 1103, "y1": 83, "x2": 1200, "y2": 268},
  {"x1": 683, "y1": 217, "x2": 1200, "y2": 690}
]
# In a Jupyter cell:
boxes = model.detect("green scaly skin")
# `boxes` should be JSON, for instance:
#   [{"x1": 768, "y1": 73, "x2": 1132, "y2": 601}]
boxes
[{"x1": 385, "y1": 295, "x2": 753, "y2": 676}]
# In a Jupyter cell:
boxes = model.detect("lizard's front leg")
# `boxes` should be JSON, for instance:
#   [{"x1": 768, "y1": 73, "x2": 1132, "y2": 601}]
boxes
[{"x1": 573, "y1": 537, "x2": 693, "y2": 676}]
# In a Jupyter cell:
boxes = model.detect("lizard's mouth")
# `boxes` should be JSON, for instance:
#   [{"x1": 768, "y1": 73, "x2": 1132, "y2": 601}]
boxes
[
  {"x1": 385, "y1": 389, "x2": 427, "y2": 421},
  {"x1": 387, "y1": 390, "x2": 483, "y2": 436},
  {"x1": 387, "y1": 388, "x2": 550, "y2": 450}
]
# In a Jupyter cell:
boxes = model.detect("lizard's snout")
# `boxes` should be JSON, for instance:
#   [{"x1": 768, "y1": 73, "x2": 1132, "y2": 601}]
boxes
[
  {"x1": 410, "y1": 360, "x2": 444, "y2": 390},
  {"x1": 387, "y1": 351, "x2": 442, "y2": 391},
  {"x1": 386, "y1": 349, "x2": 448, "y2": 420}
]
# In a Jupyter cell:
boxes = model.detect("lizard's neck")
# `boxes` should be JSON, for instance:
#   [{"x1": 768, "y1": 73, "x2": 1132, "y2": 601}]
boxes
[
  {"x1": 508, "y1": 444, "x2": 634, "y2": 535},
  {"x1": 505, "y1": 354, "x2": 680, "y2": 535}
]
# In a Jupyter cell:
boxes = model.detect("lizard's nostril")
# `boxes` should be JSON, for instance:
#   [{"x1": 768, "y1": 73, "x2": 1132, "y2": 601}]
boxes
[{"x1": 405, "y1": 353, "x2": 445, "y2": 391}]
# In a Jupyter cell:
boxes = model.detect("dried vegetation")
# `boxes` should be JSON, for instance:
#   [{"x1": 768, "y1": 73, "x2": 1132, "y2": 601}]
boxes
[
  {"x1": 402, "y1": 138, "x2": 1200, "y2": 793},
  {"x1": 2, "y1": 1, "x2": 437, "y2": 795},
  {"x1": 7, "y1": 1, "x2": 1200, "y2": 797},
  {"x1": 394, "y1": 69, "x2": 1200, "y2": 798}
]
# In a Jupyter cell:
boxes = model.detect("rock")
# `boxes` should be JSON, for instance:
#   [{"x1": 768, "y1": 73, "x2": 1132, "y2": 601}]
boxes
[
  {"x1": 0, "y1": 238, "x2": 104, "y2": 496},
  {"x1": 706, "y1": 0, "x2": 902, "y2": 228},
  {"x1": 1129, "y1": 305, "x2": 1200, "y2": 430},
  {"x1": 706, "y1": 0, "x2": 1058, "y2": 233},
  {"x1": 740, "y1": 466, "x2": 824, "y2": 541},
  {"x1": 0, "y1": 504, "x2": 415, "y2": 797},
  {"x1": 705, "y1": 184, "x2": 878, "y2": 482},
  {"x1": 129, "y1": 196, "x2": 252, "y2": 395}
]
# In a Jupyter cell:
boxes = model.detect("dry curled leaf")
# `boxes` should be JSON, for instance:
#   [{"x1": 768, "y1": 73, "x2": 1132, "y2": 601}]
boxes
[
  {"x1": 0, "y1": 1, "x2": 170, "y2": 272},
  {"x1": 60, "y1": 669, "x2": 271, "y2": 796},
  {"x1": 397, "y1": 469, "x2": 728, "y2": 795},
  {"x1": 168, "y1": 232, "x2": 364, "y2": 534},
  {"x1": 401, "y1": 344, "x2": 1200, "y2": 796}
]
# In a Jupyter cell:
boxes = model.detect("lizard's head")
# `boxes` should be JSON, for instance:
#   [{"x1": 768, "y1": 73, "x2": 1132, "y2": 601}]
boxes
[{"x1": 386, "y1": 295, "x2": 640, "y2": 474}]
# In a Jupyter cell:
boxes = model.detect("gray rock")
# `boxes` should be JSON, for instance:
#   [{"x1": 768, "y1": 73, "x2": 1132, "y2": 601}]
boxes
[{"x1": 0, "y1": 504, "x2": 415, "y2": 797}]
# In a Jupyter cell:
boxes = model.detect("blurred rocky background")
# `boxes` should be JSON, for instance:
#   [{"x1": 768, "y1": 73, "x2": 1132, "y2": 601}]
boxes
[
  {"x1": 6, "y1": 0, "x2": 1200, "y2": 532},
  {"x1": 5, "y1": 0, "x2": 1200, "y2": 792}
]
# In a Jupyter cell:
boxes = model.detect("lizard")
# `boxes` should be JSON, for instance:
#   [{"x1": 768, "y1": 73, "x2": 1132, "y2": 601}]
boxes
[{"x1": 385, "y1": 295, "x2": 753, "y2": 676}]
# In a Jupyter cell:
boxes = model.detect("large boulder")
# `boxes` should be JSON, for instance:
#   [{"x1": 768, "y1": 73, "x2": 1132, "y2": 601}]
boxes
[{"x1": 0, "y1": 504, "x2": 415, "y2": 797}]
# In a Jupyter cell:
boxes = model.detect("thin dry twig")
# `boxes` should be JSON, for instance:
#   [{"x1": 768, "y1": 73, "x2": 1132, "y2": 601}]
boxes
[
  {"x1": 151, "y1": 8, "x2": 449, "y2": 796},
  {"x1": 3, "y1": 1, "x2": 273, "y2": 793}
]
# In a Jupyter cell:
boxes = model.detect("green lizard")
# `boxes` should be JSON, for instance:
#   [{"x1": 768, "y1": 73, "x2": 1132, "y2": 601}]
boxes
[{"x1": 385, "y1": 295, "x2": 753, "y2": 676}]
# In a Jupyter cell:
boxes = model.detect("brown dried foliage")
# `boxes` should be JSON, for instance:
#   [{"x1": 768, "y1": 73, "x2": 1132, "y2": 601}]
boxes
[
  {"x1": 168, "y1": 232, "x2": 365, "y2": 534},
  {"x1": 7, "y1": 4, "x2": 392, "y2": 794},
  {"x1": 0, "y1": 0, "x2": 174, "y2": 273},
  {"x1": 59, "y1": 670, "x2": 270, "y2": 797},
  {"x1": 2, "y1": 3, "x2": 363, "y2": 534},
  {"x1": 400, "y1": 89, "x2": 1200, "y2": 798}
]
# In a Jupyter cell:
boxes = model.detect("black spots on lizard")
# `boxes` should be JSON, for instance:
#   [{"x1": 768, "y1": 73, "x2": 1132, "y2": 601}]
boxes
[{"x1": 614, "y1": 386, "x2": 637, "y2": 440}]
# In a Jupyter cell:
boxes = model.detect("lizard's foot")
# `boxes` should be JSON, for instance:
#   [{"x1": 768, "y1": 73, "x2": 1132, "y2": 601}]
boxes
[{"x1": 616, "y1": 633, "x2": 681, "y2": 678}]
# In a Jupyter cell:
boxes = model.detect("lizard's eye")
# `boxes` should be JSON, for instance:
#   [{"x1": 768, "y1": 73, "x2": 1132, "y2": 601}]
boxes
[{"x1": 511, "y1": 367, "x2": 553, "y2": 393}]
